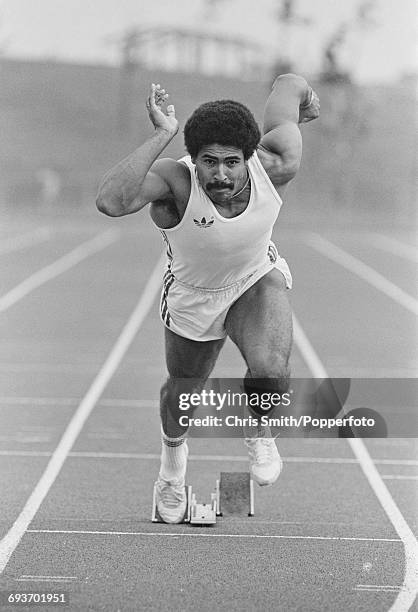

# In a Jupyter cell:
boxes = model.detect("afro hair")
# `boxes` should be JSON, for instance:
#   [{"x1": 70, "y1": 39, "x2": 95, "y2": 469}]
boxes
[{"x1": 184, "y1": 99, "x2": 261, "y2": 161}]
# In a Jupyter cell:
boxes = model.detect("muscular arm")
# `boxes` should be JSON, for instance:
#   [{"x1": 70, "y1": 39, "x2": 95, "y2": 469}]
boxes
[
  {"x1": 259, "y1": 74, "x2": 319, "y2": 187},
  {"x1": 96, "y1": 84, "x2": 179, "y2": 217}
]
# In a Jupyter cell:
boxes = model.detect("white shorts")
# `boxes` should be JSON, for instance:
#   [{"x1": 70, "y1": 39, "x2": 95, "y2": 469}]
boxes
[{"x1": 159, "y1": 244, "x2": 292, "y2": 342}]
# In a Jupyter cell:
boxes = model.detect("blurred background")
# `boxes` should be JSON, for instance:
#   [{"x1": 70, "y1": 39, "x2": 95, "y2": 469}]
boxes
[{"x1": 0, "y1": 0, "x2": 416, "y2": 228}]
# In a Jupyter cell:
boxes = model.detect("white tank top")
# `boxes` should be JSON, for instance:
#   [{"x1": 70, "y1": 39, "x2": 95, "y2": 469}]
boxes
[{"x1": 152, "y1": 152, "x2": 283, "y2": 289}]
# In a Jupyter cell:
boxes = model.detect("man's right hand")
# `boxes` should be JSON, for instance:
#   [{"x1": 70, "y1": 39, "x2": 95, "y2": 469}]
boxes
[
  {"x1": 298, "y1": 88, "x2": 320, "y2": 124},
  {"x1": 146, "y1": 83, "x2": 179, "y2": 136}
]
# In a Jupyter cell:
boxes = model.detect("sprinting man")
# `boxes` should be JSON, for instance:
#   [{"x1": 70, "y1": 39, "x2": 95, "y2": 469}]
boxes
[{"x1": 96, "y1": 74, "x2": 320, "y2": 523}]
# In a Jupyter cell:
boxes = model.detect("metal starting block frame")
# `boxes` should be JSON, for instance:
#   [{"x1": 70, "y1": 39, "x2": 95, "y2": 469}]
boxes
[
  {"x1": 189, "y1": 491, "x2": 218, "y2": 525},
  {"x1": 151, "y1": 472, "x2": 254, "y2": 525}
]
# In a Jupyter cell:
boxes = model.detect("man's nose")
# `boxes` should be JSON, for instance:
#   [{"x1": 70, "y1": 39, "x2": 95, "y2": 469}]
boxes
[{"x1": 214, "y1": 164, "x2": 227, "y2": 181}]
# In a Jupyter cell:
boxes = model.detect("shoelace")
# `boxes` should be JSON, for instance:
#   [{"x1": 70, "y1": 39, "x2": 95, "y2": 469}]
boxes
[
  {"x1": 158, "y1": 483, "x2": 185, "y2": 509},
  {"x1": 245, "y1": 438, "x2": 274, "y2": 465}
]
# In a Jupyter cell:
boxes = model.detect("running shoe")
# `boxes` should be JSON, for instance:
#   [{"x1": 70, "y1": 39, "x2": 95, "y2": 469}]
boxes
[
  {"x1": 154, "y1": 477, "x2": 188, "y2": 524},
  {"x1": 245, "y1": 427, "x2": 283, "y2": 486}
]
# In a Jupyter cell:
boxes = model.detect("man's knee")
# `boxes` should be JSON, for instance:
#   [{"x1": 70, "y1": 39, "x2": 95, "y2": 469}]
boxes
[
  {"x1": 243, "y1": 350, "x2": 291, "y2": 420},
  {"x1": 160, "y1": 376, "x2": 203, "y2": 410},
  {"x1": 247, "y1": 352, "x2": 290, "y2": 384},
  {"x1": 243, "y1": 372, "x2": 290, "y2": 420},
  {"x1": 160, "y1": 378, "x2": 186, "y2": 437},
  {"x1": 160, "y1": 376, "x2": 205, "y2": 436}
]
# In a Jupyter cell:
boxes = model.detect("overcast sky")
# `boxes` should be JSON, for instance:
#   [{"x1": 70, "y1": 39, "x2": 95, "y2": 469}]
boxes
[{"x1": 1, "y1": 0, "x2": 416, "y2": 83}]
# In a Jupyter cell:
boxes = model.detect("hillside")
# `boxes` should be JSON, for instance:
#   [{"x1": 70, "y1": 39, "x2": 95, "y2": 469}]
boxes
[{"x1": 0, "y1": 58, "x2": 415, "y2": 226}]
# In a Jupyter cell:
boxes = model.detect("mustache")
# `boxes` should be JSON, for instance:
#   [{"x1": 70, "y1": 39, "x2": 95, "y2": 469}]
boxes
[{"x1": 207, "y1": 182, "x2": 233, "y2": 190}]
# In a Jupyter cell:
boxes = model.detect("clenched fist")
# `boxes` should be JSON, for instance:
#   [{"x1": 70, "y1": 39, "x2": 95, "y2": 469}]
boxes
[{"x1": 299, "y1": 88, "x2": 320, "y2": 124}]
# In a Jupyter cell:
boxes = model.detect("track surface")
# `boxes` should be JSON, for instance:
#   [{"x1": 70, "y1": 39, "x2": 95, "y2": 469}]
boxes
[{"x1": 0, "y1": 209, "x2": 417, "y2": 611}]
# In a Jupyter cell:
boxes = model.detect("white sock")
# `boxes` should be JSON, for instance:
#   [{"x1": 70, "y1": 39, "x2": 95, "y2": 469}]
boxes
[{"x1": 159, "y1": 427, "x2": 188, "y2": 483}]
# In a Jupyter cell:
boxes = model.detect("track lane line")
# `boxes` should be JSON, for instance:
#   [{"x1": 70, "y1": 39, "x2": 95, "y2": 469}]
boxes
[
  {"x1": 292, "y1": 312, "x2": 418, "y2": 612},
  {"x1": 304, "y1": 233, "x2": 418, "y2": 316},
  {"x1": 365, "y1": 233, "x2": 418, "y2": 264},
  {"x1": 382, "y1": 475, "x2": 418, "y2": 481},
  {"x1": 292, "y1": 316, "x2": 327, "y2": 378},
  {"x1": 0, "y1": 253, "x2": 165, "y2": 574},
  {"x1": 355, "y1": 585, "x2": 403, "y2": 593},
  {"x1": 1, "y1": 450, "x2": 417, "y2": 466},
  {"x1": 0, "y1": 397, "x2": 160, "y2": 407},
  {"x1": 26, "y1": 529, "x2": 402, "y2": 543},
  {"x1": 0, "y1": 229, "x2": 119, "y2": 313},
  {"x1": 0, "y1": 227, "x2": 51, "y2": 256},
  {"x1": 16, "y1": 575, "x2": 77, "y2": 583}
]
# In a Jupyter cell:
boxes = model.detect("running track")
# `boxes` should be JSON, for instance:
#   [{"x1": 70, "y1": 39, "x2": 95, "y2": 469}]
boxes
[{"x1": 0, "y1": 208, "x2": 417, "y2": 611}]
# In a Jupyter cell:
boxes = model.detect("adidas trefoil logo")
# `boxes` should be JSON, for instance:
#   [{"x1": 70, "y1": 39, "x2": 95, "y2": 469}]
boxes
[{"x1": 193, "y1": 216, "x2": 215, "y2": 228}]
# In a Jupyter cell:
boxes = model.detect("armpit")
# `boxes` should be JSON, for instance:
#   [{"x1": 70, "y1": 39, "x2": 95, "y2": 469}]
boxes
[{"x1": 150, "y1": 198, "x2": 181, "y2": 229}]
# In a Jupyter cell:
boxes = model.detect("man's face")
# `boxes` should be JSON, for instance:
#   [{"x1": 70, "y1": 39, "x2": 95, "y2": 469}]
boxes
[{"x1": 193, "y1": 144, "x2": 248, "y2": 205}]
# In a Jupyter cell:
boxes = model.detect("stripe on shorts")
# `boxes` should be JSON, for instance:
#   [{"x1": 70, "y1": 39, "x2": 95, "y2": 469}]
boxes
[
  {"x1": 268, "y1": 244, "x2": 278, "y2": 263},
  {"x1": 160, "y1": 270, "x2": 175, "y2": 327}
]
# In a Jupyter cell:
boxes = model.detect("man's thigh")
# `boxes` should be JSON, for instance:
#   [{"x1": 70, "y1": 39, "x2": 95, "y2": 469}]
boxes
[
  {"x1": 165, "y1": 327, "x2": 226, "y2": 379},
  {"x1": 224, "y1": 268, "x2": 292, "y2": 374}
]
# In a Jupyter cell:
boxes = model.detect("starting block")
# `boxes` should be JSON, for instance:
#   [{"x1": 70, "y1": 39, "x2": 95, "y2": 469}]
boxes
[
  {"x1": 217, "y1": 472, "x2": 254, "y2": 517},
  {"x1": 151, "y1": 472, "x2": 254, "y2": 525},
  {"x1": 189, "y1": 491, "x2": 217, "y2": 526}
]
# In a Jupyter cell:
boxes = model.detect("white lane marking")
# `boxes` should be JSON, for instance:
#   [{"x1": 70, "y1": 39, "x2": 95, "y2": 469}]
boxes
[
  {"x1": 0, "y1": 435, "x2": 50, "y2": 444},
  {"x1": 0, "y1": 397, "x2": 80, "y2": 406},
  {"x1": 0, "y1": 229, "x2": 119, "y2": 313},
  {"x1": 349, "y1": 438, "x2": 418, "y2": 612},
  {"x1": 0, "y1": 450, "x2": 417, "y2": 467},
  {"x1": 292, "y1": 313, "x2": 418, "y2": 612},
  {"x1": 65, "y1": 452, "x2": 356, "y2": 463},
  {"x1": 0, "y1": 253, "x2": 165, "y2": 575},
  {"x1": 0, "y1": 363, "x2": 101, "y2": 373},
  {"x1": 365, "y1": 233, "x2": 418, "y2": 264},
  {"x1": 328, "y1": 368, "x2": 418, "y2": 376},
  {"x1": 305, "y1": 233, "x2": 418, "y2": 316},
  {"x1": 354, "y1": 585, "x2": 402, "y2": 592},
  {"x1": 382, "y1": 475, "x2": 418, "y2": 481},
  {"x1": 369, "y1": 460, "x2": 418, "y2": 466},
  {"x1": 292, "y1": 316, "x2": 327, "y2": 378},
  {"x1": 15, "y1": 578, "x2": 76, "y2": 583},
  {"x1": 356, "y1": 584, "x2": 401, "y2": 589},
  {"x1": 0, "y1": 228, "x2": 51, "y2": 256},
  {"x1": 0, "y1": 451, "x2": 52, "y2": 457},
  {"x1": 16, "y1": 575, "x2": 77, "y2": 582},
  {"x1": 0, "y1": 397, "x2": 159, "y2": 408},
  {"x1": 86, "y1": 432, "x2": 127, "y2": 440},
  {"x1": 26, "y1": 529, "x2": 402, "y2": 543}
]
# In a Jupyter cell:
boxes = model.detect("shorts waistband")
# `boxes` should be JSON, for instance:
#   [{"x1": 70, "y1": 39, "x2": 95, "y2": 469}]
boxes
[{"x1": 171, "y1": 271, "x2": 255, "y2": 293}]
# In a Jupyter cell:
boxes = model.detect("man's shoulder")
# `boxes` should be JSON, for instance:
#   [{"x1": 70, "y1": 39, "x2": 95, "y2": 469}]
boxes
[
  {"x1": 153, "y1": 157, "x2": 191, "y2": 197},
  {"x1": 152, "y1": 157, "x2": 190, "y2": 179}
]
